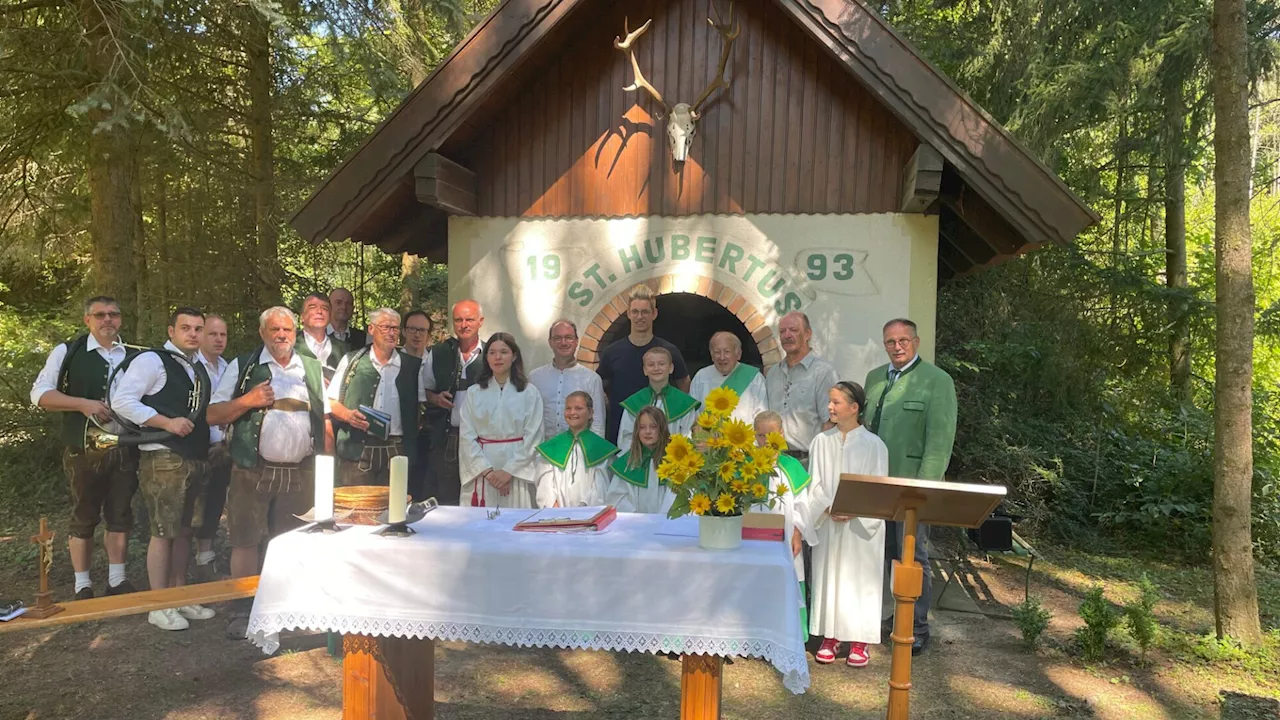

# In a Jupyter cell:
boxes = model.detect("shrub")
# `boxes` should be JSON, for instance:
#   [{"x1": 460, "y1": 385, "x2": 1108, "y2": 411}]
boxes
[
  {"x1": 1076, "y1": 585, "x2": 1120, "y2": 661},
  {"x1": 1012, "y1": 597, "x2": 1053, "y2": 650},
  {"x1": 1124, "y1": 574, "x2": 1160, "y2": 662}
]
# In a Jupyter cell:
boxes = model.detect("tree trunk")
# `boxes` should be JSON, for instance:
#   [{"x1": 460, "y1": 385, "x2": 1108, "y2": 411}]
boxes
[
  {"x1": 1211, "y1": 0, "x2": 1263, "y2": 646},
  {"x1": 400, "y1": 253, "x2": 421, "y2": 314},
  {"x1": 247, "y1": 6, "x2": 280, "y2": 307},
  {"x1": 1164, "y1": 66, "x2": 1192, "y2": 406},
  {"x1": 1112, "y1": 82, "x2": 1130, "y2": 256}
]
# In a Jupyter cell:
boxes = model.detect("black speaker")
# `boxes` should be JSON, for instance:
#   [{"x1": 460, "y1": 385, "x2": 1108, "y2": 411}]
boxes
[{"x1": 967, "y1": 515, "x2": 1013, "y2": 552}]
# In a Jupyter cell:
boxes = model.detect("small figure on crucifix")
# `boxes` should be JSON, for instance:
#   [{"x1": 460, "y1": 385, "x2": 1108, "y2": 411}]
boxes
[{"x1": 26, "y1": 517, "x2": 64, "y2": 619}]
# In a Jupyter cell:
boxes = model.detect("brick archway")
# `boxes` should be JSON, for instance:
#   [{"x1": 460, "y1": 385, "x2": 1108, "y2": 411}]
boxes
[{"x1": 576, "y1": 275, "x2": 782, "y2": 370}]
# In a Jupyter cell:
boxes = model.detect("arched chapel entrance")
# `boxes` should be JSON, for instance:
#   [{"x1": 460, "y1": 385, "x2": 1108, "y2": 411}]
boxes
[{"x1": 575, "y1": 275, "x2": 781, "y2": 374}]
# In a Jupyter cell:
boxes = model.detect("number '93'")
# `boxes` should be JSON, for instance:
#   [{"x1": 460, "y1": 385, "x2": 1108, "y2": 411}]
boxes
[{"x1": 805, "y1": 252, "x2": 855, "y2": 281}]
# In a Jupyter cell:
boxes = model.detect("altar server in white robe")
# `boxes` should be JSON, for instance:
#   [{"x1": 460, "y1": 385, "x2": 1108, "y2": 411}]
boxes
[
  {"x1": 535, "y1": 391, "x2": 619, "y2": 508},
  {"x1": 754, "y1": 410, "x2": 814, "y2": 640},
  {"x1": 690, "y1": 331, "x2": 768, "y2": 425},
  {"x1": 807, "y1": 380, "x2": 889, "y2": 668},
  {"x1": 604, "y1": 406, "x2": 673, "y2": 514},
  {"x1": 459, "y1": 332, "x2": 544, "y2": 509},
  {"x1": 617, "y1": 347, "x2": 698, "y2": 451}
]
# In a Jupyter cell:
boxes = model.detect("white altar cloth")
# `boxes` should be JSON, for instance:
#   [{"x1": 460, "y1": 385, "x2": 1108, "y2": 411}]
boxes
[{"x1": 247, "y1": 507, "x2": 810, "y2": 694}]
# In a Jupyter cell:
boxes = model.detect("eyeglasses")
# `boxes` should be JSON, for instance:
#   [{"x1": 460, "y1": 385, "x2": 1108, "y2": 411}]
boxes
[
  {"x1": 884, "y1": 338, "x2": 915, "y2": 348},
  {"x1": 403, "y1": 326, "x2": 430, "y2": 334},
  {"x1": 551, "y1": 335, "x2": 577, "y2": 343},
  {"x1": 89, "y1": 311, "x2": 121, "y2": 320},
  {"x1": 371, "y1": 324, "x2": 400, "y2": 333}
]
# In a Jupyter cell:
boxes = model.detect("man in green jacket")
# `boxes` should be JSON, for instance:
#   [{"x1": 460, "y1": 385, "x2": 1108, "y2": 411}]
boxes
[{"x1": 863, "y1": 318, "x2": 957, "y2": 656}]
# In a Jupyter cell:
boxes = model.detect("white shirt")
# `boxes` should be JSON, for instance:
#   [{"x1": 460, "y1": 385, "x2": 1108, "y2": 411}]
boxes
[
  {"x1": 765, "y1": 351, "x2": 840, "y2": 451},
  {"x1": 213, "y1": 349, "x2": 332, "y2": 464},
  {"x1": 328, "y1": 349, "x2": 426, "y2": 437},
  {"x1": 889, "y1": 354, "x2": 921, "y2": 383},
  {"x1": 689, "y1": 363, "x2": 769, "y2": 426},
  {"x1": 420, "y1": 341, "x2": 485, "y2": 427},
  {"x1": 30, "y1": 334, "x2": 129, "y2": 406},
  {"x1": 302, "y1": 330, "x2": 334, "y2": 368},
  {"x1": 199, "y1": 351, "x2": 230, "y2": 444},
  {"x1": 528, "y1": 362, "x2": 606, "y2": 440},
  {"x1": 110, "y1": 340, "x2": 201, "y2": 452}
]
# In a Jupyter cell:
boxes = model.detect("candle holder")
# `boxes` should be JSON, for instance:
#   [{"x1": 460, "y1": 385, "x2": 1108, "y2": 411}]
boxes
[
  {"x1": 377, "y1": 520, "x2": 416, "y2": 538},
  {"x1": 373, "y1": 499, "x2": 436, "y2": 537},
  {"x1": 304, "y1": 517, "x2": 344, "y2": 534}
]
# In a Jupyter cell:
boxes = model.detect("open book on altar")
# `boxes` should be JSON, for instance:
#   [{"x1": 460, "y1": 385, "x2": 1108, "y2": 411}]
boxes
[{"x1": 513, "y1": 506, "x2": 617, "y2": 533}]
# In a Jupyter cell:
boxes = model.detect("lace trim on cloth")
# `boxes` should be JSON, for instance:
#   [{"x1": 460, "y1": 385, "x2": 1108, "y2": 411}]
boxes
[{"x1": 248, "y1": 613, "x2": 811, "y2": 694}]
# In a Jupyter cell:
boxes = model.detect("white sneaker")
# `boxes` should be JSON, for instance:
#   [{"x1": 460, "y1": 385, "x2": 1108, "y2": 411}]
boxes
[
  {"x1": 149, "y1": 608, "x2": 190, "y2": 631},
  {"x1": 177, "y1": 604, "x2": 216, "y2": 620}
]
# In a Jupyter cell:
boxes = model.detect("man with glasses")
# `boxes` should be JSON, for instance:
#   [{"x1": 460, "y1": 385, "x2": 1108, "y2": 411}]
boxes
[
  {"x1": 863, "y1": 317, "x2": 957, "y2": 657},
  {"x1": 420, "y1": 300, "x2": 485, "y2": 504},
  {"x1": 328, "y1": 308, "x2": 425, "y2": 486},
  {"x1": 764, "y1": 311, "x2": 838, "y2": 466},
  {"x1": 529, "y1": 320, "x2": 606, "y2": 440},
  {"x1": 401, "y1": 311, "x2": 433, "y2": 358},
  {"x1": 401, "y1": 310, "x2": 432, "y2": 498},
  {"x1": 30, "y1": 296, "x2": 139, "y2": 599}
]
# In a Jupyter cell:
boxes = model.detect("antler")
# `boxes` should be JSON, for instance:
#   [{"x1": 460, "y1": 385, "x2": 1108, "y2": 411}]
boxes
[
  {"x1": 615, "y1": 18, "x2": 670, "y2": 115},
  {"x1": 691, "y1": 1, "x2": 740, "y2": 115}
]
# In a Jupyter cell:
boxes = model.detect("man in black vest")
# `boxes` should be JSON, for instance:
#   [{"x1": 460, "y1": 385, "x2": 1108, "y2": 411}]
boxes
[
  {"x1": 420, "y1": 299, "x2": 485, "y2": 505},
  {"x1": 328, "y1": 307, "x2": 424, "y2": 486},
  {"x1": 328, "y1": 287, "x2": 368, "y2": 348},
  {"x1": 207, "y1": 306, "x2": 331, "y2": 638},
  {"x1": 296, "y1": 292, "x2": 346, "y2": 386},
  {"x1": 111, "y1": 307, "x2": 215, "y2": 632},
  {"x1": 30, "y1": 295, "x2": 138, "y2": 600}
]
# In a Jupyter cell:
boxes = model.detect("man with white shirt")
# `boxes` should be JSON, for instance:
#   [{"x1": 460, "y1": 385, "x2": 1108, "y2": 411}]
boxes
[
  {"x1": 328, "y1": 287, "x2": 368, "y2": 347},
  {"x1": 296, "y1": 292, "x2": 346, "y2": 385},
  {"x1": 207, "y1": 306, "x2": 331, "y2": 638},
  {"x1": 193, "y1": 314, "x2": 231, "y2": 583},
  {"x1": 30, "y1": 295, "x2": 139, "y2": 600},
  {"x1": 420, "y1": 299, "x2": 485, "y2": 504},
  {"x1": 110, "y1": 307, "x2": 216, "y2": 631},
  {"x1": 765, "y1": 312, "x2": 839, "y2": 464},
  {"x1": 529, "y1": 320, "x2": 605, "y2": 440},
  {"x1": 329, "y1": 307, "x2": 424, "y2": 486},
  {"x1": 690, "y1": 331, "x2": 768, "y2": 425}
]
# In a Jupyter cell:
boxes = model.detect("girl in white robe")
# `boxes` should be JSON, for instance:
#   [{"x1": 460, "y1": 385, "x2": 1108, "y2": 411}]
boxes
[
  {"x1": 535, "y1": 391, "x2": 618, "y2": 508},
  {"x1": 604, "y1": 406, "x2": 673, "y2": 514},
  {"x1": 754, "y1": 411, "x2": 814, "y2": 641},
  {"x1": 459, "y1": 333, "x2": 545, "y2": 509},
  {"x1": 806, "y1": 380, "x2": 889, "y2": 668}
]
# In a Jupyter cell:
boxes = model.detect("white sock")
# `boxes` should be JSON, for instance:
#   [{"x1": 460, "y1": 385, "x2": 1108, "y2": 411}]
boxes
[
  {"x1": 74, "y1": 571, "x2": 92, "y2": 593},
  {"x1": 108, "y1": 563, "x2": 127, "y2": 587},
  {"x1": 195, "y1": 551, "x2": 216, "y2": 566}
]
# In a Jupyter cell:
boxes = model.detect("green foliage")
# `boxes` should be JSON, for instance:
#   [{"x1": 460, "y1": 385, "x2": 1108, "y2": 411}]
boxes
[
  {"x1": 1076, "y1": 585, "x2": 1121, "y2": 661},
  {"x1": 1124, "y1": 574, "x2": 1162, "y2": 661},
  {"x1": 1012, "y1": 597, "x2": 1053, "y2": 651}
]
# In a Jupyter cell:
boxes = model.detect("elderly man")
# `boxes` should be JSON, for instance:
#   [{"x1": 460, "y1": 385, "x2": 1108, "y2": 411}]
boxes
[
  {"x1": 529, "y1": 320, "x2": 606, "y2": 440},
  {"x1": 111, "y1": 307, "x2": 216, "y2": 631},
  {"x1": 864, "y1": 318, "x2": 957, "y2": 657},
  {"x1": 296, "y1": 292, "x2": 346, "y2": 385},
  {"x1": 329, "y1": 307, "x2": 425, "y2": 486},
  {"x1": 207, "y1": 306, "x2": 331, "y2": 638},
  {"x1": 420, "y1": 299, "x2": 485, "y2": 504},
  {"x1": 764, "y1": 312, "x2": 839, "y2": 462},
  {"x1": 690, "y1": 331, "x2": 768, "y2": 425},
  {"x1": 596, "y1": 284, "x2": 690, "y2": 444},
  {"x1": 328, "y1": 287, "x2": 368, "y2": 347},
  {"x1": 30, "y1": 296, "x2": 139, "y2": 599},
  {"x1": 193, "y1": 314, "x2": 232, "y2": 582}
]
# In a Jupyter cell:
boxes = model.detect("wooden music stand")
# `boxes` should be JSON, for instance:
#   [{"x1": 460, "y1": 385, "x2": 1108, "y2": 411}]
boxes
[{"x1": 831, "y1": 475, "x2": 1006, "y2": 720}]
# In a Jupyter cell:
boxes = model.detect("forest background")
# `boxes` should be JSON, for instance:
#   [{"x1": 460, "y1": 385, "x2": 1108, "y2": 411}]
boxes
[{"x1": 1, "y1": 0, "x2": 1278, "y2": 600}]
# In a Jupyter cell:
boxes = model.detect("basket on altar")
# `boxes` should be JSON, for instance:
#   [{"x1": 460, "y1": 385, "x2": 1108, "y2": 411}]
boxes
[{"x1": 334, "y1": 485, "x2": 411, "y2": 526}]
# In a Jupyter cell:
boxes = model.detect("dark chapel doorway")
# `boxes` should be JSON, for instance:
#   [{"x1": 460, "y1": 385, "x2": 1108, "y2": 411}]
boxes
[{"x1": 598, "y1": 293, "x2": 763, "y2": 377}]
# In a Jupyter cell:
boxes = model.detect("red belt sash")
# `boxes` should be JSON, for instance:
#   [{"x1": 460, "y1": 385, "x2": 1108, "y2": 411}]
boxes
[{"x1": 471, "y1": 436, "x2": 524, "y2": 506}]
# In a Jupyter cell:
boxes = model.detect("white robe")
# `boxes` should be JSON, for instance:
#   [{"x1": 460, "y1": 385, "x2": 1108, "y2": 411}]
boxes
[
  {"x1": 604, "y1": 459, "x2": 673, "y2": 515},
  {"x1": 535, "y1": 444, "x2": 612, "y2": 508},
  {"x1": 689, "y1": 364, "x2": 769, "y2": 425},
  {"x1": 765, "y1": 470, "x2": 809, "y2": 581},
  {"x1": 806, "y1": 425, "x2": 889, "y2": 643},
  {"x1": 458, "y1": 380, "x2": 545, "y2": 509},
  {"x1": 616, "y1": 393, "x2": 696, "y2": 451}
]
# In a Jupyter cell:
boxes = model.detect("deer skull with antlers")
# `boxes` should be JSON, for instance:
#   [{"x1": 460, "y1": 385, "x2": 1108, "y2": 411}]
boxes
[{"x1": 615, "y1": 2, "x2": 740, "y2": 163}]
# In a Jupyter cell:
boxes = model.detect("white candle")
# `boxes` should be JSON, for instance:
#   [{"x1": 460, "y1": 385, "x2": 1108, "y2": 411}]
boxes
[
  {"x1": 314, "y1": 455, "x2": 335, "y2": 522},
  {"x1": 388, "y1": 455, "x2": 409, "y2": 524}
]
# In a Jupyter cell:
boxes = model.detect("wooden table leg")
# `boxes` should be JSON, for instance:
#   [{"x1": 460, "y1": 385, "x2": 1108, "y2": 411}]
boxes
[
  {"x1": 343, "y1": 634, "x2": 435, "y2": 720},
  {"x1": 680, "y1": 654, "x2": 723, "y2": 719}
]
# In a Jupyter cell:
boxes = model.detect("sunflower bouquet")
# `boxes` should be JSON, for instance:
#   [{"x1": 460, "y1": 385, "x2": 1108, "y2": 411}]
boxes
[{"x1": 656, "y1": 387, "x2": 789, "y2": 519}]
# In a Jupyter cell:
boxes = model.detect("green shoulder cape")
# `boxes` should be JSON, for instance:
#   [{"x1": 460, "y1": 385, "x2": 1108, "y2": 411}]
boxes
[
  {"x1": 536, "y1": 429, "x2": 619, "y2": 470},
  {"x1": 620, "y1": 385, "x2": 700, "y2": 423},
  {"x1": 609, "y1": 447, "x2": 656, "y2": 488}
]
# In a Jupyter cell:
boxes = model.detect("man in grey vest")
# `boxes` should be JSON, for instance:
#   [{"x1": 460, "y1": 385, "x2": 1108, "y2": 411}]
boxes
[
  {"x1": 30, "y1": 295, "x2": 139, "y2": 600},
  {"x1": 207, "y1": 306, "x2": 331, "y2": 638},
  {"x1": 419, "y1": 299, "x2": 485, "y2": 505}
]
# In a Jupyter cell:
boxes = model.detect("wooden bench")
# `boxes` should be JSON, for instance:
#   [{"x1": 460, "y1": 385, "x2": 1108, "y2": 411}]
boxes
[{"x1": 0, "y1": 576, "x2": 258, "y2": 635}]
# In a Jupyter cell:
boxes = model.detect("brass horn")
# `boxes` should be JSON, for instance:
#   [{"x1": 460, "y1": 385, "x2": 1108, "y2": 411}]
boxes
[{"x1": 86, "y1": 348, "x2": 209, "y2": 450}]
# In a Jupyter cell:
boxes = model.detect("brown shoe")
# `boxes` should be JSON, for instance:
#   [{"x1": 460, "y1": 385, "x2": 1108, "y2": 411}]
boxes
[
  {"x1": 74, "y1": 587, "x2": 94, "y2": 601},
  {"x1": 226, "y1": 612, "x2": 250, "y2": 640},
  {"x1": 193, "y1": 562, "x2": 220, "y2": 584},
  {"x1": 105, "y1": 580, "x2": 136, "y2": 596}
]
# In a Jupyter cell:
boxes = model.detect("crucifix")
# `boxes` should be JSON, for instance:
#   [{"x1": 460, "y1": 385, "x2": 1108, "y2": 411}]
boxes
[{"x1": 26, "y1": 517, "x2": 64, "y2": 619}]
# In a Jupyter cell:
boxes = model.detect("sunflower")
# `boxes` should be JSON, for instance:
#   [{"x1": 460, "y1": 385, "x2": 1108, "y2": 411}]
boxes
[
  {"x1": 765, "y1": 431, "x2": 788, "y2": 452},
  {"x1": 665, "y1": 434, "x2": 695, "y2": 463},
  {"x1": 730, "y1": 478, "x2": 749, "y2": 493},
  {"x1": 717, "y1": 461, "x2": 737, "y2": 481},
  {"x1": 752, "y1": 483, "x2": 768, "y2": 499},
  {"x1": 704, "y1": 387, "x2": 739, "y2": 416},
  {"x1": 707, "y1": 435, "x2": 731, "y2": 450},
  {"x1": 667, "y1": 466, "x2": 690, "y2": 486},
  {"x1": 750, "y1": 446, "x2": 778, "y2": 469},
  {"x1": 696, "y1": 411, "x2": 718, "y2": 430},
  {"x1": 738, "y1": 460, "x2": 760, "y2": 481},
  {"x1": 721, "y1": 419, "x2": 754, "y2": 449},
  {"x1": 657, "y1": 458, "x2": 680, "y2": 482},
  {"x1": 716, "y1": 493, "x2": 737, "y2": 514},
  {"x1": 680, "y1": 452, "x2": 706, "y2": 474},
  {"x1": 690, "y1": 493, "x2": 712, "y2": 515},
  {"x1": 729, "y1": 447, "x2": 746, "y2": 463}
]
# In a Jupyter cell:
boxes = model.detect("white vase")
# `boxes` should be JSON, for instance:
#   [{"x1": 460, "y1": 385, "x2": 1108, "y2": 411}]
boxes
[{"x1": 698, "y1": 514, "x2": 744, "y2": 551}]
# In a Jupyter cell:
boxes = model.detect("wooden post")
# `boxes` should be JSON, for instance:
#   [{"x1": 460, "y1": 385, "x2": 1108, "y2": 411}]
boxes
[
  {"x1": 680, "y1": 654, "x2": 723, "y2": 720},
  {"x1": 26, "y1": 518, "x2": 63, "y2": 619},
  {"x1": 342, "y1": 634, "x2": 434, "y2": 720},
  {"x1": 887, "y1": 503, "x2": 923, "y2": 720}
]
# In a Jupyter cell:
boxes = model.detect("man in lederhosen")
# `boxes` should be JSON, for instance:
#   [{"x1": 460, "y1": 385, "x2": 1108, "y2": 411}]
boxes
[
  {"x1": 30, "y1": 295, "x2": 139, "y2": 599},
  {"x1": 193, "y1": 313, "x2": 231, "y2": 582},
  {"x1": 419, "y1": 299, "x2": 485, "y2": 505}
]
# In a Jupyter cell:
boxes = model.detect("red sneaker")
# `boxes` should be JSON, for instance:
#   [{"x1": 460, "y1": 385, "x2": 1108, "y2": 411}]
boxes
[
  {"x1": 815, "y1": 637, "x2": 840, "y2": 664},
  {"x1": 846, "y1": 642, "x2": 870, "y2": 667}
]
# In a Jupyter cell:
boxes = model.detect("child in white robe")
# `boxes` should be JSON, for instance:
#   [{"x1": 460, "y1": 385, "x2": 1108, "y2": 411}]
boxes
[
  {"x1": 754, "y1": 410, "x2": 813, "y2": 641},
  {"x1": 534, "y1": 391, "x2": 618, "y2": 508},
  {"x1": 604, "y1": 406, "x2": 673, "y2": 514},
  {"x1": 616, "y1": 347, "x2": 698, "y2": 451},
  {"x1": 806, "y1": 380, "x2": 889, "y2": 668}
]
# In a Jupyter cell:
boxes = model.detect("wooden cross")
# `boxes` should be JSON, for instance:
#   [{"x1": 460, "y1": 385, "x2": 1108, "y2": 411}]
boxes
[{"x1": 26, "y1": 517, "x2": 63, "y2": 619}]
